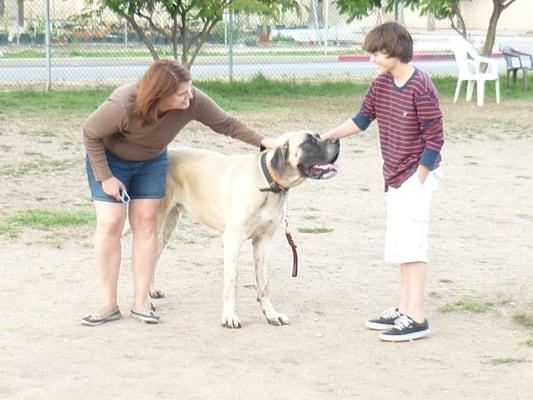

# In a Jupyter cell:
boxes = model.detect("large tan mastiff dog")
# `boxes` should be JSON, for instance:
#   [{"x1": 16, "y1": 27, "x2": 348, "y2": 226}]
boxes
[{"x1": 155, "y1": 131, "x2": 340, "y2": 328}]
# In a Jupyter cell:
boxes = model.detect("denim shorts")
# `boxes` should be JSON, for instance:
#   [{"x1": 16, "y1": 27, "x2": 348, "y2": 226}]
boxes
[{"x1": 86, "y1": 149, "x2": 169, "y2": 203}]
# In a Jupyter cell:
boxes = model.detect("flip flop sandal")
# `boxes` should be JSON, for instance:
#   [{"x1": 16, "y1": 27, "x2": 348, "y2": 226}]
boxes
[
  {"x1": 81, "y1": 307, "x2": 122, "y2": 326},
  {"x1": 130, "y1": 303, "x2": 160, "y2": 324}
]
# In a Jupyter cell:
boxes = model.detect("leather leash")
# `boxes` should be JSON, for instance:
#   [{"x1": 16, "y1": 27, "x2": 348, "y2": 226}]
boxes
[{"x1": 259, "y1": 149, "x2": 299, "y2": 277}]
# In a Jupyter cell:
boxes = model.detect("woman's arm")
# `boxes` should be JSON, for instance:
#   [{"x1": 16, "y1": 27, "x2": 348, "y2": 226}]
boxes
[{"x1": 192, "y1": 89, "x2": 265, "y2": 148}]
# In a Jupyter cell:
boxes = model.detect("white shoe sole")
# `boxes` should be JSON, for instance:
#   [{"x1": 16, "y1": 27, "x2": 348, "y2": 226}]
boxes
[
  {"x1": 365, "y1": 321, "x2": 396, "y2": 330},
  {"x1": 379, "y1": 328, "x2": 431, "y2": 342}
]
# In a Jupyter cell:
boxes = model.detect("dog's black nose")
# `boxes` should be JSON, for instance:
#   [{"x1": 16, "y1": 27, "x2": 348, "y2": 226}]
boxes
[{"x1": 328, "y1": 138, "x2": 339, "y2": 145}]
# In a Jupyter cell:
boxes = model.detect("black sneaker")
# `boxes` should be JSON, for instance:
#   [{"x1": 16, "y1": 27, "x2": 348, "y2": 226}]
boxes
[
  {"x1": 365, "y1": 307, "x2": 402, "y2": 330},
  {"x1": 379, "y1": 315, "x2": 430, "y2": 342}
]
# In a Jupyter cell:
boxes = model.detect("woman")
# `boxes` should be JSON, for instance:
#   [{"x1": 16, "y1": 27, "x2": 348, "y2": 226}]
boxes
[{"x1": 81, "y1": 60, "x2": 277, "y2": 326}]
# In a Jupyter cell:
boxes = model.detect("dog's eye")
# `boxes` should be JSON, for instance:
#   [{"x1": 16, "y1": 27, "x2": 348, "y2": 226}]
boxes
[{"x1": 306, "y1": 135, "x2": 317, "y2": 145}]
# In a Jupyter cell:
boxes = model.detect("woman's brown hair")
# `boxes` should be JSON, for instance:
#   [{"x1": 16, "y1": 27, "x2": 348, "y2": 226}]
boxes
[
  {"x1": 134, "y1": 59, "x2": 192, "y2": 126},
  {"x1": 363, "y1": 22, "x2": 413, "y2": 63}
]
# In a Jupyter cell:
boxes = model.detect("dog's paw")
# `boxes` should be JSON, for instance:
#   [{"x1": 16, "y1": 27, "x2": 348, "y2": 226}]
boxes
[
  {"x1": 221, "y1": 313, "x2": 242, "y2": 329},
  {"x1": 265, "y1": 312, "x2": 290, "y2": 326},
  {"x1": 149, "y1": 288, "x2": 166, "y2": 299}
]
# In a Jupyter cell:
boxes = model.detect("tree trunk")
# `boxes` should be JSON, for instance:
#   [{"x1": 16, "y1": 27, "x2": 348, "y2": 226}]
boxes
[
  {"x1": 17, "y1": 0, "x2": 23, "y2": 27},
  {"x1": 482, "y1": 0, "x2": 504, "y2": 56},
  {"x1": 0, "y1": 0, "x2": 4, "y2": 17},
  {"x1": 181, "y1": 12, "x2": 189, "y2": 69},
  {"x1": 172, "y1": 14, "x2": 178, "y2": 61}
]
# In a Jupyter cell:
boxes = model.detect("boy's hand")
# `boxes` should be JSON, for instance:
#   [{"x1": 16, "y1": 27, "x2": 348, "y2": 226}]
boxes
[{"x1": 417, "y1": 165, "x2": 430, "y2": 184}]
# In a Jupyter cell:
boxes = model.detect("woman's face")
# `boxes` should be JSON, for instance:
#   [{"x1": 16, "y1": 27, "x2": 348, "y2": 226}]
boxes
[{"x1": 159, "y1": 80, "x2": 193, "y2": 112}]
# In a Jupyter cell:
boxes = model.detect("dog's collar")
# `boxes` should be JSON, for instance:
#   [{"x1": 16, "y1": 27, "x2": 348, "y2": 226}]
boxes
[{"x1": 259, "y1": 151, "x2": 288, "y2": 193}]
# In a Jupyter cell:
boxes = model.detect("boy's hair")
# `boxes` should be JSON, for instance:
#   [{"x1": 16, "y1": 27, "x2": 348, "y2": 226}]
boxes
[
  {"x1": 363, "y1": 22, "x2": 413, "y2": 63},
  {"x1": 134, "y1": 59, "x2": 192, "y2": 126}
]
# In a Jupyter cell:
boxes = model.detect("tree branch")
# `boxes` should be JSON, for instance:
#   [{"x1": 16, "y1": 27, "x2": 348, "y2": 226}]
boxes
[
  {"x1": 123, "y1": 14, "x2": 159, "y2": 60},
  {"x1": 502, "y1": 0, "x2": 518, "y2": 10},
  {"x1": 135, "y1": 9, "x2": 171, "y2": 39}
]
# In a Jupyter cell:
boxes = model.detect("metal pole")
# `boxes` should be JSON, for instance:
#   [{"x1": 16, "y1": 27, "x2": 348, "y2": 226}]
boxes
[
  {"x1": 124, "y1": 18, "x2": 128, "y2": 47},
  {"x1": 44, "y1": 0, "x2": 52, "y2": 90},
  {"x1": 394, "y1": 0, "x2": 399, "y2": 22},
  {"x1": 228, "y1": 8, "x2": 234, "y2": 82},
  {"x1": 324, "y1": 0, "x2": 329, "y2": 54}
]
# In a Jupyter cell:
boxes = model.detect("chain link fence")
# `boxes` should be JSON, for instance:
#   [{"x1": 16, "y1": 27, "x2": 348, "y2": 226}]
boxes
[{"x1": 0, "y1": 0, "x2": 532, "y2": 89}]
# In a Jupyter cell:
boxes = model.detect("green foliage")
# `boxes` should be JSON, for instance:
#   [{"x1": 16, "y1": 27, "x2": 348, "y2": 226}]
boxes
[{"x1": 87, "y1": 0, "x2": 300, "y2": 67}]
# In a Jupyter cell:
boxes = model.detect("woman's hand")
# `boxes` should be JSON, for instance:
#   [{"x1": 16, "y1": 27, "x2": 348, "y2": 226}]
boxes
[
  {"x1": 101, "y1": 176, "x2": 126, "y2": 202},
  {"x1": 260, "y1": 137, "x2": 282, "y2": 149}
]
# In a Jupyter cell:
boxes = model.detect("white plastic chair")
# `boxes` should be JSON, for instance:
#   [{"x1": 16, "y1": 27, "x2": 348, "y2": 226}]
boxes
[{"x1": 450, "y1": 36, "x2": 500, "y2": 106}]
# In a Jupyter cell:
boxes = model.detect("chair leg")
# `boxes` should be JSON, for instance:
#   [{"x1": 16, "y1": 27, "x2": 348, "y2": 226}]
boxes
[
  {"x1": 454, "y1": 80, "x2": 462, "y2": 103},
  {"x1": 476, "y1": 80, "x2": 485, "y2": 106},
  {"x1": 495, "y1": 79, "x2": 500, "y2": 103},
  {"x1": 466, "y1": 80, "x2": 474, "y2": 102},
  {"x1": 523, "y1": 68, "x2": 528, "y2": 91}
]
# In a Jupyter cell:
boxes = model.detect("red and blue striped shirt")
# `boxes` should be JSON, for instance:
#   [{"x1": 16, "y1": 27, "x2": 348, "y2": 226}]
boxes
[{"x1": 352, "y1": 68, "x2": 444, "y2": 190}]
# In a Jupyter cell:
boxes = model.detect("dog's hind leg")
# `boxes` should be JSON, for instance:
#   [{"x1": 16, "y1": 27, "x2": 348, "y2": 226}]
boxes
[
  {"x1": 149, "y1": 205, "x2": 181, "y2": 299},
  {"x1": 253, "y1": 234, "x2": 290, "y2": 326},
  {"x1": 221, "y1": 233, "x2": 246, "y2": 328}
]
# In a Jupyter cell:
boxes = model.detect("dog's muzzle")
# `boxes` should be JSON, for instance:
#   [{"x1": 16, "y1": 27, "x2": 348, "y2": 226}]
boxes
[{"x1": 305, "y1": 139, "x2": 340, "y2": 180}]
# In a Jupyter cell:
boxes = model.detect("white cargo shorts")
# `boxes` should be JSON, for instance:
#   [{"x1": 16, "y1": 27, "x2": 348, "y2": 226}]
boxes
[{"x1": 384, "y1": 169, "x2": 441, "y2": 264}]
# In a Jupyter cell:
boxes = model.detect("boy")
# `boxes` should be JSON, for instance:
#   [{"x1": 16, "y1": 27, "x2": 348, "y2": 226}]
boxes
[{"x1": 321, "y1": 22, "x2": 444, "y2": 341}]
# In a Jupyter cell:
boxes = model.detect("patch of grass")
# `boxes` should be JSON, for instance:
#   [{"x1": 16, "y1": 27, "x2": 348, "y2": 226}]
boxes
[
  {"x1": 0, "y1": 222, "x2": 20, "y2": 238},
  {"x1": 438, "y1": 297, "x2": 494, "y2": 313},
  {"x1": 1, "y1": 158, "x2": 79, "y2": 178},
  {"x1": 439, "y1": 278, "x2": 453, "y2": 284},
  {"x1": 525, "y1": 339, "x2": 533, "y2": 347},
  {"x1": 484, "y1": 356, "x2": 528, "y2": 366},
  {"x1": 302, "y1": 215, "x2": 319, "y2": 220},
  {"x1": 0, "y1": 88, "x2": 113, "y2": 117},
  {"x1": 5, "y1": 210, "x2": 95, "y2": 230},
  {"x1": 298, "y1": 226, "x2": 334, "y2": 234},
  {"x1": 513, "y1": 312, "x2": 533, "y2": 329},
  {"x1": 0, "y1": 75, "x2": 532, "y2": 117},
  {"x1": 23, "y1": 150, "x2": 45, "y2": 157},
  {"x1": 359, "y1": 187, "x2": 370, "y2": 192}
]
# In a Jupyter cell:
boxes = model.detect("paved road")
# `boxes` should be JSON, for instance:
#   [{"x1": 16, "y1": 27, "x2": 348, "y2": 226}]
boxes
[
  {"x1": 0, "y1": 46, "x2": 516, "y2": 84},
  {"x1": 0, "y1": 57, "x2": 507, "y2": 84}
]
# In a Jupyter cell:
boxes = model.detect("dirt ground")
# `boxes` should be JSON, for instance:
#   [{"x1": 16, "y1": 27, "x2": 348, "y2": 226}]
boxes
[{"x1": 0, "y1": 96, "x2": 532, "y2": 400}]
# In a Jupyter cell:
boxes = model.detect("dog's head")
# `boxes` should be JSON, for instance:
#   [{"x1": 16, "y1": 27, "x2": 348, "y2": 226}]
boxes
[{"x1": 268, "y1": 131, "x2": 340, "y2": 189}]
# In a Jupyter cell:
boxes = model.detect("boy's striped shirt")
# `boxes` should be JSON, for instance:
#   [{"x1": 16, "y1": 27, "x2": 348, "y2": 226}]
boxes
[{"x1": 352, "y1": 68, "x2": 444, "y2": 189}]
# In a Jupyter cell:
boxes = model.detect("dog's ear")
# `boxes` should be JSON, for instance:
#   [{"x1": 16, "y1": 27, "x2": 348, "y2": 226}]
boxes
[{"x1": 271, "y1": 142, "x2": 289, "y2": 174}]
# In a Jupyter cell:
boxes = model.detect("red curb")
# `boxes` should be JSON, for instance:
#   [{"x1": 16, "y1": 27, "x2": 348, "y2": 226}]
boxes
[{"x1": 338, "y1": 53, "x2": 503, "y2": 62}]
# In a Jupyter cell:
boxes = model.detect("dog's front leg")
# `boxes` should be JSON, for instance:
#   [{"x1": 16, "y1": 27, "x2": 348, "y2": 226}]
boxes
[
  {"x1": 221, "y1": 233, "x2": 245, "y2": 328},
  {"x1": 253, "y1": 234, "x2": 290, "y2": 326}
]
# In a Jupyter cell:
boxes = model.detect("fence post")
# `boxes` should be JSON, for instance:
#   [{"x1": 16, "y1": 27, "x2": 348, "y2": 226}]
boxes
[
  {"x1": 228, "y1": 8, "x2": 234, "y2": 82},
  {"x1": 124, "y1": 18, "x2": 128, "y2": 47},
  {"x1": 44, "y1": 0, "x2": 52, "y2": 91}
]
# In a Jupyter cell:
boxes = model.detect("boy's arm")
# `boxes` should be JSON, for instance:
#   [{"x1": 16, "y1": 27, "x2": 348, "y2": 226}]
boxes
[
  {"x1": 415, "y1": 88, "x2": 444, "y2": 182},
  {"x1": 321, "y1": 119, "x2": 361, "y2": 140},
  {"x1": 322, "y1": 81, "x2": 376, "y2": 140}
]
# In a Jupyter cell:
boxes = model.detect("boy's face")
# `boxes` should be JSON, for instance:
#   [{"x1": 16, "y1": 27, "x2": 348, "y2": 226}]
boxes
[{"x1": 369, "y1": 51, "x2": 399, "y2": 75}]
